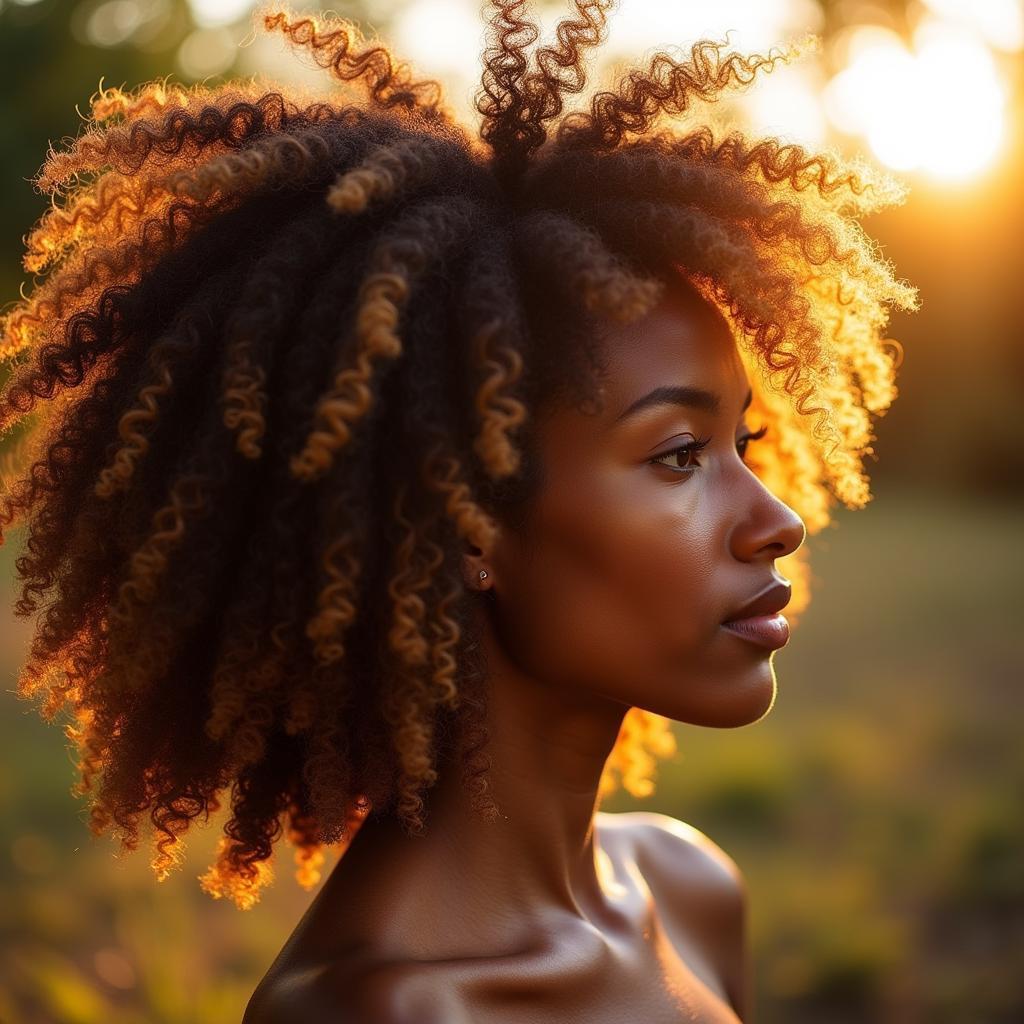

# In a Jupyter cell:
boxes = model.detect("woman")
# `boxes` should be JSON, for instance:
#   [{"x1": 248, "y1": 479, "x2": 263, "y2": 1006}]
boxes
[{"x1": 0, "y1": 2, "x2": 916, "y2": 1021}]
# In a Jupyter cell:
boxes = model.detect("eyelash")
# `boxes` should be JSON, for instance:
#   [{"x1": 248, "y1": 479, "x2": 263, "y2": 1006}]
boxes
[{"x1": 649, "y1": 425, "x2": 769, "y2": 475}]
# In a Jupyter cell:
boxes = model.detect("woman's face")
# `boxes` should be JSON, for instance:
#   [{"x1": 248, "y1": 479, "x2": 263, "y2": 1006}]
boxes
[{"x1": 489, "y1": 276, "x2": 806, "y2": 728}]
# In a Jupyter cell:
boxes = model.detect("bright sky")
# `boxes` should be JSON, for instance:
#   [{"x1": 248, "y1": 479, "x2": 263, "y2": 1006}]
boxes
[
  {"x1": 382, "y1": 0, "x2": 1020, "y2": 183},
  {"x1": 387, "y1": 0, "x2": 828, "y2": 138},
  {"x1": 130, "y1": 0, "x2": 1023, "y2": 183}
]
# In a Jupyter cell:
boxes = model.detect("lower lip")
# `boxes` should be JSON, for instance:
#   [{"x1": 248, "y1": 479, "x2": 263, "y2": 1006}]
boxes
[{"x1": 721, "y1": 613, "x2": 791, "y2": 651}]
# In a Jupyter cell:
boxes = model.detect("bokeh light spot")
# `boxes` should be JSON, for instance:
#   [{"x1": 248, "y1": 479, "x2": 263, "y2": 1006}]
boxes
[
  {"x1": 177, "y1": 25, "x2": 237, "y2": 79},
  {"x1": 921, "y1": 0, "x2": 1024, "y2": 52},
  {"x1": 187, "y1": 0, "x2": 253, "y2": 29},
  {"x1": 85, "y1": 0, "x2": 143, "y2": 47},
  {"x1": 823, "y1": 20, "x2": 1008, "y2": 180}
]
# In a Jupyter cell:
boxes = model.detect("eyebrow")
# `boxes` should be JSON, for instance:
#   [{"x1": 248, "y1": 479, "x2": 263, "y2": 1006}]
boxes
[{"x1": 614, "y1": 385, "x2": 753, "y2": 423}]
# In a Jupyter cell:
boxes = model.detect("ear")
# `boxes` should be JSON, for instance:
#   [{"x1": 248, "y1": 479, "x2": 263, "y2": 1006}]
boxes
[{"x1": 462, "y1": 541, "x2": 491, "y2": 591}]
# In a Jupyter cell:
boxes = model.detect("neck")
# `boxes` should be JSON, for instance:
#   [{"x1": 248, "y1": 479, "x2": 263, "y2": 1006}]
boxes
[{"x1": 324, "y1": 607, "x2": 630, "y2": 958}]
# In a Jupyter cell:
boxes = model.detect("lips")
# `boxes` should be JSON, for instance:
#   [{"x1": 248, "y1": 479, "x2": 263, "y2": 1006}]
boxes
[
  {"x1": 721, "y1": 580, "x2": 793, "y2": 652},
  {"x1": 722, "y1": 580, "x2": 792, "y2": 623}
]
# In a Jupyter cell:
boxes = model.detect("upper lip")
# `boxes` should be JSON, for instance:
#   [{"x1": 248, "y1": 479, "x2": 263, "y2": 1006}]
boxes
[{"x1": 723, "y1": 579, "x2": 792, "y2": 623}]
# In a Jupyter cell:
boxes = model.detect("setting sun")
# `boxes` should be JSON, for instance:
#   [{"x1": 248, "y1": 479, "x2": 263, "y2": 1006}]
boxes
[{"x1": 824, "y1": 20, "x2": 1009, "y2": 181}]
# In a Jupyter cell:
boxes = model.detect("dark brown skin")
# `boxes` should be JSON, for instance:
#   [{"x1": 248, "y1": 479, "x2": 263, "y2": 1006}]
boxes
[{"x1": 244, "y1": 277, "x2": 806, "y2": 1023}]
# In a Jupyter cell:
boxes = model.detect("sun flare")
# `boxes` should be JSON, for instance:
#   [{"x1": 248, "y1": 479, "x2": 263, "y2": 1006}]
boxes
[{"x1": 825, "y1": 20, "x2": 1008, "y2": 181}]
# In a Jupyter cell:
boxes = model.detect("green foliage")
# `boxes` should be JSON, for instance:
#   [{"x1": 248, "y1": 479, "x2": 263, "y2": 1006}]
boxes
[{"x1": 7, "y1": 949, "x2": 117, "y2": 1024}]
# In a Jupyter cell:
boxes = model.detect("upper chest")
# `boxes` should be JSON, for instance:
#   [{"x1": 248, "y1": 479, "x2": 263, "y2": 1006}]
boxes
[
  {"x1": 375, "y1": 907, "x2": 741, "y2": 1024},
  {"x1": 397, "y1": 819, "x2": 740, "y2": 1023},
  {"x1": 248, "y1": 816, "x2": 741, "y2": 1024}
]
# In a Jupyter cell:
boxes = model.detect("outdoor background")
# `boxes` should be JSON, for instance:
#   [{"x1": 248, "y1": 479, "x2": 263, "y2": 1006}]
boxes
[{"x1": 0, "y1": 0, "x2": 1021, "y2": 1022}]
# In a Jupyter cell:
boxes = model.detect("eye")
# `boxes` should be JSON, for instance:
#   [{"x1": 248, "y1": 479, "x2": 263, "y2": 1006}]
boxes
[
  {"x1": 737, "y1": 424, "x2": 769, "y2": 464},
  {"x1": 648, "y1": 434, "x2": 711, "y2": 474},
  {"x1": 649, "y1": 425, "x2": 770, "y2": 476}
]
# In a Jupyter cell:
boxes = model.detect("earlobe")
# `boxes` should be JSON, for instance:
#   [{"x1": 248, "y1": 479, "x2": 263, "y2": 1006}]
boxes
[
  {"x1": 462, "y1": 551, "x2": 492, "y2": 591},
  {"x1": 463, "y1": 516, "x2": 508, "y2": 591}
]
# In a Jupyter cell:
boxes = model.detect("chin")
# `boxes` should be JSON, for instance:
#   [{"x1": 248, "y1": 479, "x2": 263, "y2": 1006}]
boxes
[
  {"x1": 697, "y1": 692, "x2": 776, "y2": 728},
  {"x1": 721, "y1": 660, "x2": 778, "y2": 726},
  {"x1": 670, "y1": 659, "x2": 779, "y2": 729}
]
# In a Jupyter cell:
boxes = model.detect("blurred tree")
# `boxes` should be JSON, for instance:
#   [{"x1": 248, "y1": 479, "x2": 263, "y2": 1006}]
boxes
[
  {"x1": 1, "y1": 0, "x2": 185, "y2": 304},
  {"x1": 0, "y1": 0, "x2": 385, "y2": 315}
]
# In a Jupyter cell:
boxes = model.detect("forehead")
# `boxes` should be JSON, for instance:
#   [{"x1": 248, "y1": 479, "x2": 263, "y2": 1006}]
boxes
[{"x1": 595, "y1": 276, "x2": 748, "y2": 419}]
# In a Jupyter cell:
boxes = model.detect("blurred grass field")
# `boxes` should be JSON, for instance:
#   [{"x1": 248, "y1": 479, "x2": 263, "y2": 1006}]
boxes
[{"x1": 1, "y1": 482, "x2": 1021, "y2": 1024}]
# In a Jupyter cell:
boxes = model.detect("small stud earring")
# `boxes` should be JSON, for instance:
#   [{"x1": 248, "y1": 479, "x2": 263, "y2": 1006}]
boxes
[{"x1": 478, "y1": 570, "x2": 488, "y2": 581}]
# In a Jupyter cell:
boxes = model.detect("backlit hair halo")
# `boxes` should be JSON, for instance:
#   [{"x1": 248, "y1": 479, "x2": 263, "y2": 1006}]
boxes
[{"x1": 0, "y1": 1, "x2": 916, "y2": 909}]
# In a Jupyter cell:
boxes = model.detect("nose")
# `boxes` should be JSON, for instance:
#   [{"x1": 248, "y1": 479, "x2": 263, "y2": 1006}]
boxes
[{"x1": 728, "y1": 479, "x2": 806, "y2": 563}]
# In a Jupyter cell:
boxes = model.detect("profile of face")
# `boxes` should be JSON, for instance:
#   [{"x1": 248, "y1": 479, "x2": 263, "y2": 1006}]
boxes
[{"x1": 486, "y1": 275, "x2": 807, "y2": 729}]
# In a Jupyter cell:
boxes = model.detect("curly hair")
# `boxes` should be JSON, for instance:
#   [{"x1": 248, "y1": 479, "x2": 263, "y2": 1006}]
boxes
[{"x1": 0, "y1": 1, "x2": 916, "y2": 910}]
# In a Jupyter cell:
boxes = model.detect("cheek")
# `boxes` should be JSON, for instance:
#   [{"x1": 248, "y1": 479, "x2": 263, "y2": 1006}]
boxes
[
  {"x1": 494, "y1": 474, "x2": 720, "y2": 690},
  {"x1": 621, "y1": 497, "x2": 721, "y2": 638}
]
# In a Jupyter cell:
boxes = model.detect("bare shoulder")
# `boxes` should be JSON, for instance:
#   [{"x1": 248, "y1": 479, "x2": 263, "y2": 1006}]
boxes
[
  {"x1": 243, "y1": 958, "x2": 470, "y2": 1024},
  {"x1": 600, "y1": 809, "x2": 746, "y2": 898},
  {"x1": 598, "y1": 810, "x2": 750, "y2": 1019}
]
